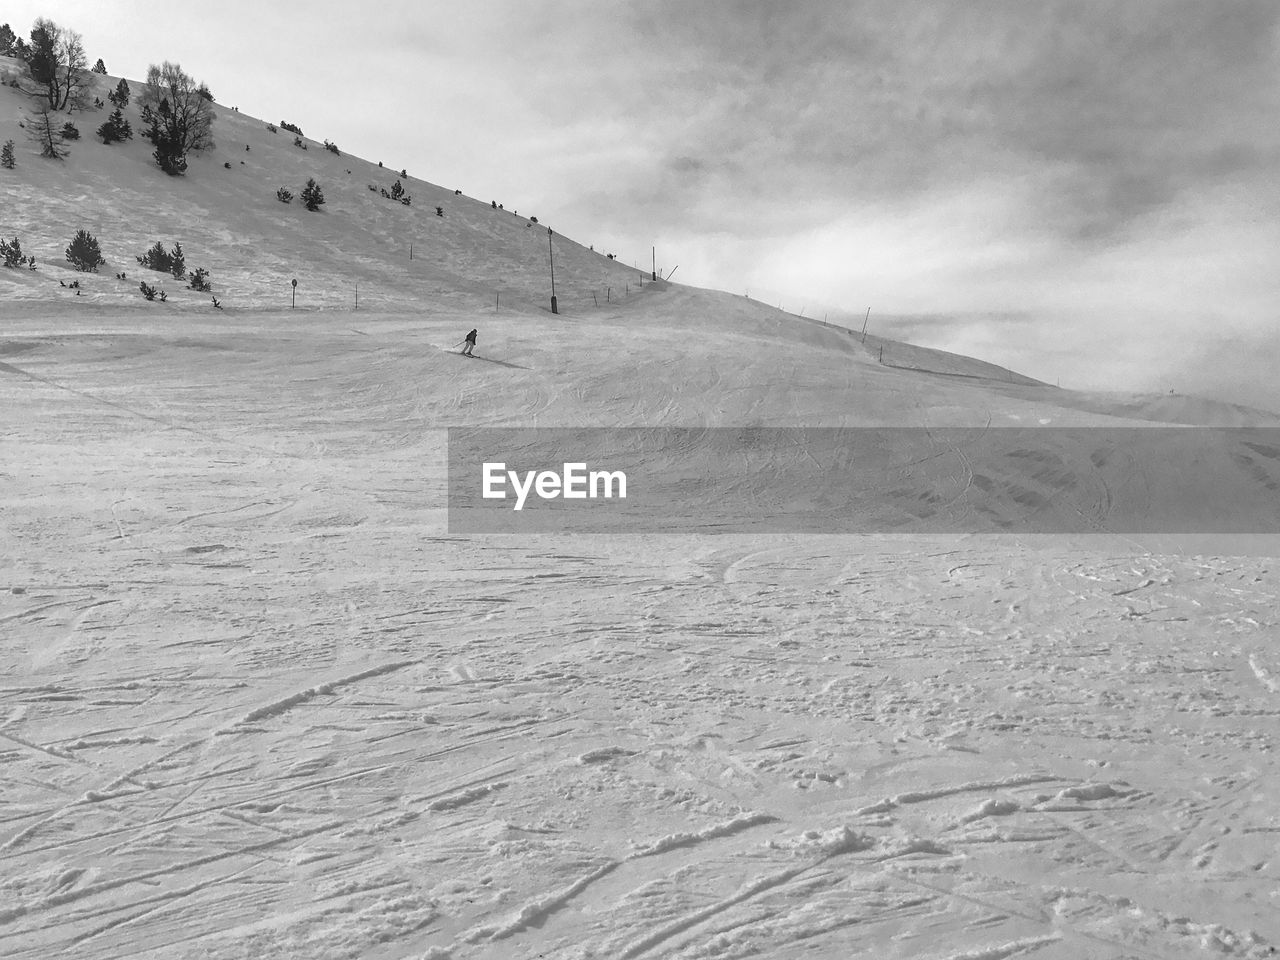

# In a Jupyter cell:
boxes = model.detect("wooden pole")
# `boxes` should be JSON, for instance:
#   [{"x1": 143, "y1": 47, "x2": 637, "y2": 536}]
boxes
[
  {"x1": 651, "y1": 246, "x2": 656, "y2": 282},
  {"x1": 548, "y1": 230, "x2": 558, "y2": 314},
  {"x1": 861, "y1": 307, "x2": 870, "y2": 342}
]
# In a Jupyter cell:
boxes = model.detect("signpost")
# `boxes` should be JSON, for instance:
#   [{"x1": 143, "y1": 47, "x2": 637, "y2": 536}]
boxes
[{"x1": 291, "y1": 278, "x2": 297, "y2": 309}]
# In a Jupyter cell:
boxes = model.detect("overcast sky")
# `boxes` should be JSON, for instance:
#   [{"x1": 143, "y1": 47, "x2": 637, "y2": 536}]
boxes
[{"x1": 7, "y1": 1, "x2": 1279, "y2": 404}]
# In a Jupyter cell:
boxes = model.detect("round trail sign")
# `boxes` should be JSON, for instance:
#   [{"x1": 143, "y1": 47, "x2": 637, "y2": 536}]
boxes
[{"x1": 291, "y1": 279, "x2": 298, "y2": 287}]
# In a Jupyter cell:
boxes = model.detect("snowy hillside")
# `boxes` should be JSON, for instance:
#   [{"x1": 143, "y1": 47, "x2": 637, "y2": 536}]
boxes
[
  {"x1": 0, "y1": 56, "x2": 649, "y2": 315},
  {"x1": 3, "y1": 50, "x2": 1280, "y2": 960}
]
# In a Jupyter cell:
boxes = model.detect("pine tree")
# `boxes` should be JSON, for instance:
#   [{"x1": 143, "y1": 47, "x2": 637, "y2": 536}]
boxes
[
  {"x1": 92, "y1": 58, "x2": 106, "y2": 74},
  {"x1": 66, "y1": 229, "x2": 105, "y2": 272},
  {"x1": 0, "y1": 140, "x2": 14, "y2": 170},
  {"x1": 301, "y1": 177, "x2": 325, "y2": 211},
  {"x1": 108, "y1": 78, "x2": 130, "y2": 108},
  {"x1": 137, "y1": 241, "x2": 172, "y2": 272},
  {"x1": 188, "y1": 267, "x2": 211, "y2": 292},
  {"x1": 1, "y1": 236, "x2": 25, "y2": 268},
  {"x1": 97, "y1": 109, "x2": 132, "y2": 144},
  {"x1": 169, "y1": 241, "x2": 185, "y2": 279}
]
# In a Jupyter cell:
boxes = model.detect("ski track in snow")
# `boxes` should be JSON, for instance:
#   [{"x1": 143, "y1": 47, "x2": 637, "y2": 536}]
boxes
[
  {"x1": 8, "y1": 518, "x2": 1277, "y2": 959},
  {"x1": 4, "y1": 275, "x2": 1280, "y2": 954}
]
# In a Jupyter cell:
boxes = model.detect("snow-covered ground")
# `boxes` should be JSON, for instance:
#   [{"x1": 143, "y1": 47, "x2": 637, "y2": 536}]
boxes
[{"x1": 3, "y1": 66, "x2": 1279, "y2": 960}]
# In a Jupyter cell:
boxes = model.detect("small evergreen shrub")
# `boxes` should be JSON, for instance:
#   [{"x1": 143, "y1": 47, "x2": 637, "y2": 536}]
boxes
[
  {"x1": 92, "y1": 58, "x2": 107, "y2": 74},
  {"x1": 97, "y1": 110, "x2": 133, "y2": 144},
  {"x1": 189, "y1": 267, "x2": 211, "y2": 292},
  {"x1": 1, "y1": 236, "x2": 27, "y2": 268},
  {"x1": 280, "y1": 120, "x2": 302, "y2": 136},
  {"x1": 137, "y1": 241, "x2": 171, "y2": 272},
  {"x1": 436, "y1": 206, "x2": 444, "y2": 217},
  {"x1": 139, "y1": 280, "x2": 158, "y2": 300},
  {"x1": 323, "y1": 139, "x2": 339, "y2": 155},
  {"x1": 137, "y1": 241, "x2": 185, "y2": 277},
  {"x1": 301, "y1": 177, "x2": 324, "y2": 211},
  {"x1": 293, "y1": 135, "x2": 306, "y2": 150},
  {"x1": 66, "y1": 230, "x2": 106, "y2": 272},
  {"x1": 276, "y1": 186, "x2": 293, "y2": 203},
  {"x1": 1, "y1": 140, "x2": 14, "y2": 169},
  {"x1": 266, "y1": 123, "x2": 277, "y2": 132},
  {"x1": 60, "y1": 122, "x2": 81, "y2": 141}
]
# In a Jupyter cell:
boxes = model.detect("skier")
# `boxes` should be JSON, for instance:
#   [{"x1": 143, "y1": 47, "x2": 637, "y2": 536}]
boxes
[{"x1": 461, "y1": 328, "x2": 477, "y2": 357}]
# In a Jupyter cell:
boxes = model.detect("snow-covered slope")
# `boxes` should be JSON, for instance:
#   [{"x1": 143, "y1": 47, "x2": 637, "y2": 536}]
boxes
[
  {"x1": 3, "y1": 56, "x2": 1279, "y2": 960},
  {"x1": 0, "y1": 58, "x2": 649, "y2": 315}
]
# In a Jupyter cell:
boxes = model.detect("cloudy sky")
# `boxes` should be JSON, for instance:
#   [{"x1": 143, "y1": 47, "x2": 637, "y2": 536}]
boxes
[{"x1": 7, "y1": 1, "x2": 1279, "y2": 404}]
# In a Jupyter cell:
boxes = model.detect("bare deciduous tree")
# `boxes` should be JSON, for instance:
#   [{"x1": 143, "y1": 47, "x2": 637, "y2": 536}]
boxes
[
  {"x1": 26, "y1": 18, "x2": 90, "y2": 111},
  {"x1": 142, "y1": 61, "x2": 215, "y2": 154},
  {"x1": 27, "y1": 106, "x2": 68, "y2": 159}
]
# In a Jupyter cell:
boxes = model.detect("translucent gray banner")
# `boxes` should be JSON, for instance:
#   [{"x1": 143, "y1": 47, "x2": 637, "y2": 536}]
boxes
[{"x1": 446, "y1": 427, "x2": 1280, "y2": 534}]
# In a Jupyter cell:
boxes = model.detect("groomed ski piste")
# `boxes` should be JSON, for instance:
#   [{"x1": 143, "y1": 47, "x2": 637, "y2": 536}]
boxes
[{"x1": 3, "y1": 58, "x2": 1280, "y2": 960}]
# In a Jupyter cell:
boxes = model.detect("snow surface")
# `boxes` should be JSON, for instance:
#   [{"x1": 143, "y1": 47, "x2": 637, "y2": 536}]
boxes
[{"x1": 3, "y1": 64, "x2": 1280, "y2": 960}]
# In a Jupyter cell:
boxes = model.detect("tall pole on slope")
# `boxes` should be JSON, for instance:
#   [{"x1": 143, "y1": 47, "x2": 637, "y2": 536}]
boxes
[
  {"x1": 548, "y1": 228, "x2": 558, "y2": 315},
  {"x1": 652, "y1": 246, "x2": 657, "y2": 282},
  {"x1": 861, "y1": 306, "x2": 870, "y2": 342}
]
